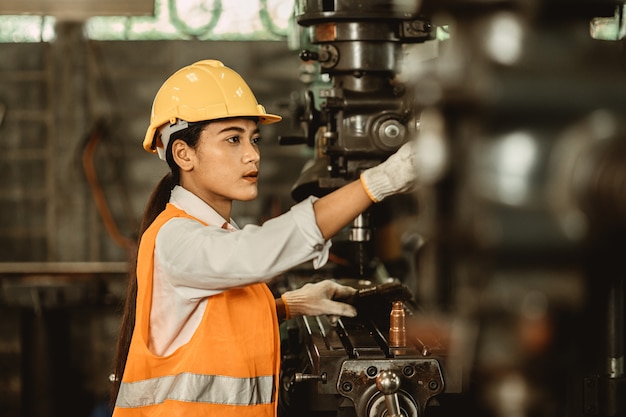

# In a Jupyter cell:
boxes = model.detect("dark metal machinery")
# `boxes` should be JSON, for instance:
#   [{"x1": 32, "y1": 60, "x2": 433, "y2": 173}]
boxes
[
  {"x1": 278, "y1": 0, "x2": 626, "y2": 417},
  {"x1": 278, "y1": 2, "x2": 456, "y2": 417}
]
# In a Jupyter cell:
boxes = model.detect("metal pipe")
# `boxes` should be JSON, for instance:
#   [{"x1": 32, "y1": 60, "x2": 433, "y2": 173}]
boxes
[
  {"x1": 389, "y1": 301, "x2": 407, "y2": 349},
  {"x1": 608, "y1": 276, "x2": 624, "y2": 378}
]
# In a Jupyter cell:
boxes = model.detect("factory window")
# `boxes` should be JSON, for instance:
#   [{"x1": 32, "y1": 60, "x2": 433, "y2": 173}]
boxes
[
  {"x1": 0, "y1": 0, "x2": 294, "y2": 42},
  {"x1": 590, "y1": 4, "x2": 626, "y2": 40},
  {"x1": 0, "y1": 15, "x2": 57, "y2": 42}
]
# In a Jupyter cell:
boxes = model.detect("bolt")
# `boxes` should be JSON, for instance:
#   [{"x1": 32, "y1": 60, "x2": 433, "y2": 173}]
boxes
[
  {"x1": 428, "y1": 380, "x2": 439, "y2": 391},
  {"x1": 402, "y1": 366, "x2": 414, "y2": 377},
  {"x1": 341, "y1": 381, "x2": 353, "y2": 392},
  {"x1": 384, "y1": 124, "x2": 400, "y2": 138},
  {"x1": 366, "y1": 366, "x2": 378, "y2": 377},
  {"x1": 299, "y1": 50, "x2": 319, "y2": 62}
]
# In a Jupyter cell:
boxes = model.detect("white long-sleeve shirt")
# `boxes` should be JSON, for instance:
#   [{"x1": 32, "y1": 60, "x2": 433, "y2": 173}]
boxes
[{"x1": 149, "y1": 185, "x2": 331, "y2": 356}]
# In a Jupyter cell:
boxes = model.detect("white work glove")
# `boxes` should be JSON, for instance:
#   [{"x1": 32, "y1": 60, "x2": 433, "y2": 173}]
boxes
[
  {"x1": 281, "y1": 280, "x2": 357, "y2": 318},
  {"x1": 360, "y1": 140, "x2": 418, "y2": 203}
]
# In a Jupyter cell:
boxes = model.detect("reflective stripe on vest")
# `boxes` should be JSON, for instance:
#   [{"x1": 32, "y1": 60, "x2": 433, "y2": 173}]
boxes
[{"x1": 116, "y1": 373, "x2": 274, "y2": 408}]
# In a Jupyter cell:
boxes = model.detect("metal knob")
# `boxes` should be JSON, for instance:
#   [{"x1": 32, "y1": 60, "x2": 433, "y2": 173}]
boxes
[{"x1": 376, "y1": 370, "x2": 402, "y2": 417}]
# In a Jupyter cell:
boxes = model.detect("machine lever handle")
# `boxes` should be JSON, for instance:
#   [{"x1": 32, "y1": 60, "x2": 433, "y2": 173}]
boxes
[
  {"x1": 294, "y1": 372, "x2": 327, "y2": 384},
  {"x1": 376, "y1": 370, "x2": 402, "y2": 417}
]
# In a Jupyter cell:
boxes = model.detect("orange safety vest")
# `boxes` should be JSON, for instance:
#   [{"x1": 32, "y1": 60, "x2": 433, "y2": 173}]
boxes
[{"x1": 114, "y1": 203, "x2": 281, "y2": 417}]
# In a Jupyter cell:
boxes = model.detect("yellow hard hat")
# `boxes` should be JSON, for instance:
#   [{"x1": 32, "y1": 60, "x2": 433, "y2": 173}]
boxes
[{"x1": 143, "y1": 59, "x2": 282, "y2": 156}]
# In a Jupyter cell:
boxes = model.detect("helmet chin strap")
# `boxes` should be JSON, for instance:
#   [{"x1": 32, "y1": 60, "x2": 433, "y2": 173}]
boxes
[{"x1": 156, "y1": 119, "x2": 189, "y2": 161}]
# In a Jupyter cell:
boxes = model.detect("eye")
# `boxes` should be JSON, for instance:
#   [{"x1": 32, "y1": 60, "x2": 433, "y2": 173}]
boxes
[
  {"x1": 226, "y1": 135, "x2": 241, "y2": 144},
  {"x1": 252, "y1": 136, "x2": 262, "y2": 145}
]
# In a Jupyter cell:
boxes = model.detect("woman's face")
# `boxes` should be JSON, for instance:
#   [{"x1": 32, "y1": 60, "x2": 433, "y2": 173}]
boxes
[{"x1": 178, "y1": 117, "x2": 262, "y2": 210}]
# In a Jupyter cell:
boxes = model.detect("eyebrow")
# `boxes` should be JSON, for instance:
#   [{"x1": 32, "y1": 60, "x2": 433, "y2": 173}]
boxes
[{"x1": 217, "y1": 126, "x2": 260, "y2": 135}]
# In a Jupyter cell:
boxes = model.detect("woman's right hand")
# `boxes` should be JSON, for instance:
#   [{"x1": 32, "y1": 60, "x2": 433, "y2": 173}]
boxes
[{"x1": 281, "y1": 280, "x2": 357, "y2": 318}]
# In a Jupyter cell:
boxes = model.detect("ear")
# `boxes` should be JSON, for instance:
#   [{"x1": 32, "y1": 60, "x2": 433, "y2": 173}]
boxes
[{"x1": 171, "y1": 139, "x2": 194, "y2": 172}]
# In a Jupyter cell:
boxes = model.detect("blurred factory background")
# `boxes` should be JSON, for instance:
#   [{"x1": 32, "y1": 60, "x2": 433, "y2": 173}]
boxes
[
  {"x1": 0, "y1": 1, "x2": 307, "y2": 415},
  {"x1": 0, "y1": 1, "x2": 625, "y2": 417}
]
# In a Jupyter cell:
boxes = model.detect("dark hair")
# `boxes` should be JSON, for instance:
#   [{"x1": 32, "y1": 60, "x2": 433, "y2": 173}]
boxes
[{"x1": 110, "y1": 121, "x2": 208, "y2": 406}]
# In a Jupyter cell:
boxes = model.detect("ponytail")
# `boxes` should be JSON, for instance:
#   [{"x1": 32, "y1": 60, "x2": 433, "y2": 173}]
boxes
[
  {"x1": 139, "y1": 173, "x2": 177, "y2": 233},
  {"x1": 109, "y1": 172, "x2": 176, "y2": 405},
  {"x1": 110, "y1": 121, "x2": 208, "y2": 407}
]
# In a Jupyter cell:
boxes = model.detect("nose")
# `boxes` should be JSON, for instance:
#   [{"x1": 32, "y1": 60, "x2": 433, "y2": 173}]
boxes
[{"x1": 243, "y1": 141, "x2": 260, "y2": 164}]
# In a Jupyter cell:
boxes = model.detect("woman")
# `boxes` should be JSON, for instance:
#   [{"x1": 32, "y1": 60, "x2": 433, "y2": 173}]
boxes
[{"x1": 110, "y1": 60, "x2": 418, "y2": 417}]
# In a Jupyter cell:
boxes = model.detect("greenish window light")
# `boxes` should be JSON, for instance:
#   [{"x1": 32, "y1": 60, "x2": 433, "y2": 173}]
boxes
[
  {"x1": 0, "y1": 0, "x2": 294, "y2": 42},
  {"x1": 0, "y1": 15, "x2": 56, "y2": 42},
  {"x1": 88, "y1": 0, "x2": 295, "y2": 40},
  {"x1": 590, "y1": 4, "x2": 625, "y2": 40},
  {"x1": 3, "y1": 1, "x2": 622, "y2": 43}
]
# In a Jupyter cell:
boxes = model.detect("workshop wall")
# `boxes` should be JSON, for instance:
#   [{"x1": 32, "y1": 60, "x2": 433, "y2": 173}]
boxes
[
  {"x1": 0, "y1": 31, "x2": 308, "y2": 417},
  {"x1": 0, "y1": 30, "x2": 307, "y2": 263}
]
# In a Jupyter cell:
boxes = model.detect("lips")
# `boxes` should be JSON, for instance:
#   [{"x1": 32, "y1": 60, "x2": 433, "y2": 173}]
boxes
[{"x1": 243, "y1": 170, "x2": 258, "y2": 182}]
